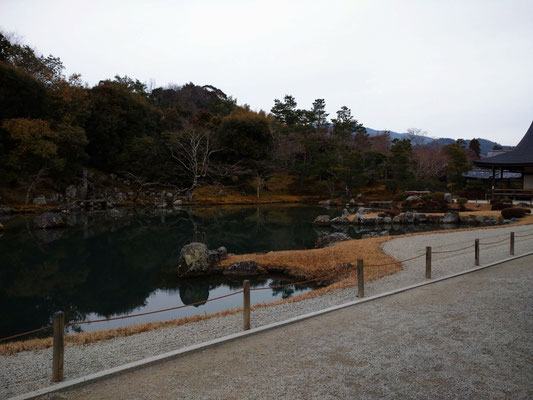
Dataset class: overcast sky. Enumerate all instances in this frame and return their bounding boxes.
[1,0,532,144]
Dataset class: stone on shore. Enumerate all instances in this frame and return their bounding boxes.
[313,215,331,226]
[208,247,228,265]
[32,195,47,205]
[442,212,460,224]
[223,261,264,276]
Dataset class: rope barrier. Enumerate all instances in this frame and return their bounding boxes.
[479,237,509,246]
[0,325,52,343]
[366,252,425,267]
[516,231,533,238]
[2,227,533,344]
[0,291,244,342]
[66,291,244,326]
[432,244,474,254]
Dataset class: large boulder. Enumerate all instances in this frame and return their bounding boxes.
[442,212,460,224]
[65,185,77,199]
[313,215,331,226]
[405,195,421,202]
[315,232,351,248]
[34,212,66,229]
[178,242,209,277]
[33,195,47,205]
[357,207,372,214]
[223,261,264,276]
[444,193,453,203]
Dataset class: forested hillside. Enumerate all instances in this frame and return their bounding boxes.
[0,32,488,205]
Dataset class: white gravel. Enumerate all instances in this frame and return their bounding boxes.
[2,223,533,399]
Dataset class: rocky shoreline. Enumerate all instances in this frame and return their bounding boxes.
[314,209,513,227]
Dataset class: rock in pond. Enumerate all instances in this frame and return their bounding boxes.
[313,215,331,226]
[315,232,351,248]
[178,242,209,277]
[34,212,67,229]
[208,246,228,265]
[223,261,264,276]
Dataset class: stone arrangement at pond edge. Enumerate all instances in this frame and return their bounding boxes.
[314,211,509,227]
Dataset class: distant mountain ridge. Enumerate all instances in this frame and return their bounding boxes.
[365,127,510,155]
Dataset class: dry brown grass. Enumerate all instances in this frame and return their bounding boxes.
[2,213,532,356]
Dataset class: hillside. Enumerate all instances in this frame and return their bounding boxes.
[365,128,509,155]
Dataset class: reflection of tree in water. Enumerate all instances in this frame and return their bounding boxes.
[269,280,310,299]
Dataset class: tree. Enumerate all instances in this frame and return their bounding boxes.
[307,99,329,131]
[406,128,429,146]
[165,128,218,198]
[331,106,365,140]
[469,138,481,158]
[385,138,414,192]
[412,142,447,180]
[270,95,301,127]
[443,143,470,189]
[214,110,272,166]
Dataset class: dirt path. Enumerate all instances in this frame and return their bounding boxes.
[51,255,533,400]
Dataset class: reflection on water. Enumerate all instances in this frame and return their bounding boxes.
[0,205,464,338]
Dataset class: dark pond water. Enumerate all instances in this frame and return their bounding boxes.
[0,205,462,339]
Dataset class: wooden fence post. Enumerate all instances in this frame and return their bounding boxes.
[475,239,480,266]
[52,311,64,382]
[510,232,515,256]
[243,280,250,331]
[426,246,432,279]
[357,259,364,298]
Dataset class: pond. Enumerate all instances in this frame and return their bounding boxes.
[0,205,461,339]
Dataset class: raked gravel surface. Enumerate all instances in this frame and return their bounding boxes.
[2,223,533,399]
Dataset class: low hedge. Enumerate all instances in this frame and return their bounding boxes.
[491,201,512,211]
[501,207,528,219]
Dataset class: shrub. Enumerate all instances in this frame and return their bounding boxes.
[384,209,401,217]
[501,207,527,219]
[431,192,445,202]
[491,201,512,211]
[457,197,468,205]
[393,192,406,202]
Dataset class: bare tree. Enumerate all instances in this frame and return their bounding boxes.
[407,128,430,147]
[166,128,220,199]
[25,167,48,205]
[120,171,160,202]
[412,142,448,180]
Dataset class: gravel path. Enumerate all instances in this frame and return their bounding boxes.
[2,224,533,398]
[49,254,533,399]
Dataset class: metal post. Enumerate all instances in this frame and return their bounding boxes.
[52,311,64,382]
[426,246,432,279]
[357,259,364,298]
[510,232,515,256]
[475,239,480,266]
[243,280,250,331]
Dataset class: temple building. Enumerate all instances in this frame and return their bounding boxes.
[473,121,533,200]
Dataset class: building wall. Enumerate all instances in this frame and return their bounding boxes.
[524,167,533,189]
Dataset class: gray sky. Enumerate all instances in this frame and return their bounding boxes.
[1,0,532,144]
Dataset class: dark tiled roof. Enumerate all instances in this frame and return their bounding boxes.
[463,170,521,179]
[474,121,533,167]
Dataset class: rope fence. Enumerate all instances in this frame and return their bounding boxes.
[1,227,532,382]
